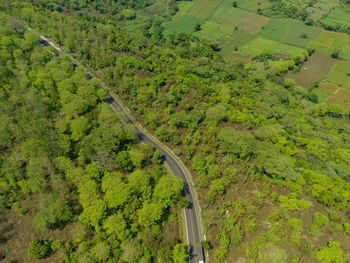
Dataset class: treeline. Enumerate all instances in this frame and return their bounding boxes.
[0,14,186,262]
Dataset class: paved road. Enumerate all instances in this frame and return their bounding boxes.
[106,92,204,263]
[38,34,204,262]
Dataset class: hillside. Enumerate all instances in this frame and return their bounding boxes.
[1,0,350,263]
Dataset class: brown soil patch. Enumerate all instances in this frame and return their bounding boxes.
[0,196,77,263]
[287,52,337,88]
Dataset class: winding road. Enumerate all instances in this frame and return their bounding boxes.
[38,33,204,263]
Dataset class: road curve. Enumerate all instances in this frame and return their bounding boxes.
[38,34,204,262]
[106,92,204,263]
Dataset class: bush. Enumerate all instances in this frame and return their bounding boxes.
[344,223,350,235]
[28,239,51,259]
[316,241,343,263]
[202,240,211,250]
[232,223,244,244]
[331,49,340,59]
[329,211,341,223]
[173,148,181,156]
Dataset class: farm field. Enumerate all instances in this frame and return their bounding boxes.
[287,52,336,88]
[164,0,350,59]
[321,7,350,28]
[240,37,303,56]
[325,60,350,91]
[187,0,223,19]
[281,20,321,48]
[327,88,350,112]
[311,30,349,55]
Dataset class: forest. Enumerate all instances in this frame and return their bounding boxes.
[1,0,350,262]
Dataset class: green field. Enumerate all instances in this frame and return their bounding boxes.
[194,21,234,40]
[164,0,349,59]
[238,0,271,12]
[240,36,303,56]
[220,30,256,55]
[314,30,349,55]
[343,44,350,61]
[282,20,321,48]
[321,7,350,28]
[210,2,249,27]
[187,0,223,19]
[287,52,336,88]
[163,15,205,36]
[256,19,289,42]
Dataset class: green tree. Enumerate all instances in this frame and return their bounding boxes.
[172,243,188,263]
[28,239,51,259]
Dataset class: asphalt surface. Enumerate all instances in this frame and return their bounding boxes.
[38,34,204,262]
[105,92,204,263]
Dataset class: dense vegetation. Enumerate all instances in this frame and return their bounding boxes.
[0,14,186,262]
[1,0,350,262]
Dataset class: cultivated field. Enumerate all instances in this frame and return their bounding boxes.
[256,19,289,41]
[327,88,350,112]
[321,7,350,28]
[281,20,321,48]
[287,52,336,88]
[163,15,205,36]
[163,0,350,60]
[187,0,223,19]
[240,37,303,56]
[314,30,349,55]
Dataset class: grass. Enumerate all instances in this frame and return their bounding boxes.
[321,7,350,28]
[326,68,350,91]
[238,0,271,12]
[163,15,205,36]
[327,89,350,112]
[234,12,269,34]
[282,20,321,48]
[187,0,223,19]
[240,36,303,56]
[314,30,349,55]
[174,1,194,18]
[210,1,249,27]
[220,30,256,56]
[194,21,236,41]
[287,52,336,88]
[256,19,289,42]
[318,81,339,95]
[313,88,329,103]
[343,44,350,61]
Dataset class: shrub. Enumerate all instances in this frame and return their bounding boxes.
[329,211,341,223]
[232,223,244,244]
[173,148,181,156]
[316,241,343,263]
[344,223,350,235]
[202,240,211,250]
[28,239,51,259]
[279,195,311,211]
[245,214,257,232]
[331,49,340,59]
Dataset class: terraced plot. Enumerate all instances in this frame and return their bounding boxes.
[326,61,350,91]
[194,21,234,40]
[240,37,303,56]
[287,52,336,88]
[163,15,204,36]
[327,88,350,112]
[234,12,269,34]
[238,0,271,12]
[187,0,223,19]
[314,30,349,55]
[257,19,289,41]
[210,3,249,27]
[281,20,321,48]
[321,7,350,28]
